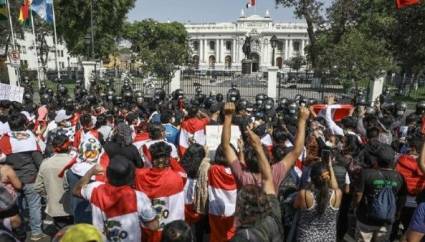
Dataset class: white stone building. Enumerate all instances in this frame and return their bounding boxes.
[185,11,309,72]
[14,32,79,71]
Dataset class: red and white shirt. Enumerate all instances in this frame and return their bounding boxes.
[0,130,40,155]
[73,129,100,149]
[135,167,185,242]
[208,164,237,242]
[179,117,209,156]
[133,132,150,151]
[81,182,156,242]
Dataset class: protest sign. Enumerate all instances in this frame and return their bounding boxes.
[0,83,24,103]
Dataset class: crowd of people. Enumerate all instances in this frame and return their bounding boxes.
[0,78,425,242]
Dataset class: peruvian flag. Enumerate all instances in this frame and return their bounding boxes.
[208,165,237,242]
[312,104,353,122]
[135,168,185,242]
[178,117,209,156]
[396,0,420,9]
[246,0,256,8]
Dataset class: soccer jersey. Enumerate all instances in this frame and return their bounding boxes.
[81,182,156,242]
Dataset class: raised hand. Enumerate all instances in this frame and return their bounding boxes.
[223,102,236,116]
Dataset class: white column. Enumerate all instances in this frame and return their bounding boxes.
[232,39,236,63]
[301,40,305,56]
[170,69,181,93]
[369,75,385,106]
[285,39,289,60]
[289,39,293,59]
[217,39,220,63]
[200,39,204,64]
[267,67,278,99]
[201,39,206,63]
[6,62,18,86]
[82,61,97,90]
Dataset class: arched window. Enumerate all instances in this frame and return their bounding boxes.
[209,55,216,69]
[192,55,200,69]
[225,56,232,69]
[276,57,283,69]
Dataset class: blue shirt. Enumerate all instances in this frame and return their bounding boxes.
[409,202,425,234]
[163,123,179,146]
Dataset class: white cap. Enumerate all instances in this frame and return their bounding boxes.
[55,109,72,123]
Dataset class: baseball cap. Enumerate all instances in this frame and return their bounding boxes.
[55,109,72,123]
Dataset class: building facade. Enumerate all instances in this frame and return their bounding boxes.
[15,32,79,72]
[185,11,309,72]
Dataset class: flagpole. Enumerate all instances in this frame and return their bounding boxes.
[6,0,21,86]
[51,0,60,80]
[30,10,41,87]
[5,0,16,49]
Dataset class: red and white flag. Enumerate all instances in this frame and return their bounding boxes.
[246,0,256,8]
[396,0,420,9]
[178,117,209,156]
[135,168,185,242]
[0,131,40,155]
[208,165,237,242]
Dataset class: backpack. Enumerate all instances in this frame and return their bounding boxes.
[0,173,17,213]
[367,171,397,224]
[231,214,284,242]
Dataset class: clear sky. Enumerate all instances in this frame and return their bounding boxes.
[127,0,303,23]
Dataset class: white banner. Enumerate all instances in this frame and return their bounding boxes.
[205,125,241,159]
[0,83,24,103]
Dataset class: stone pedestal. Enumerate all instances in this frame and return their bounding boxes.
[241,59,252,75]
[369,75,385,106]
[169,69,181,93]
[82,61,97,90]
[267,67,278,99]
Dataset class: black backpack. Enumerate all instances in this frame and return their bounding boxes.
[367,171,397,224]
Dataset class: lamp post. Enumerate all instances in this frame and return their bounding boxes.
[90,0,95,59]
[270,35,278,67]
[84,34,91,61]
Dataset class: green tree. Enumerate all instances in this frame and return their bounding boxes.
[123,19,190,87]
[275,0,325,69]
[54,0,136,59]
[286,54,305,72]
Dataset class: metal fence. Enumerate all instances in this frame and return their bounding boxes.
[277,72,370,101]
[181,70,267,101]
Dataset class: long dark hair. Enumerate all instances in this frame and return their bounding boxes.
[309,162,330,216]
[181,144,206,179]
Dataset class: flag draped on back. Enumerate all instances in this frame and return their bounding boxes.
[0,0,7,21]
[18,0,30,25]
[246,0,256,8]
[396,0,420,9]
[31,0,53,23]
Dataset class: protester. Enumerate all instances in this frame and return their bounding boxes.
[103,122,143,168]
[73,156,158,242]
[135,142,185,242]
[1,77,424,242]
[0,113,46,240]
[34,134,73,230]
[355,142,406,242]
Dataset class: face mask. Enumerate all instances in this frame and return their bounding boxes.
[397,110,404,116]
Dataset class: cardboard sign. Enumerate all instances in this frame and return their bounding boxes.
[205,125,241,159]
[0,83,24,103]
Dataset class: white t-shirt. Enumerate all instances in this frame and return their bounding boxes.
[81,181,157,242]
